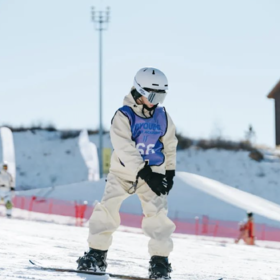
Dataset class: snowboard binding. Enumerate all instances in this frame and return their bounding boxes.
[149,256,172,279]
[77,248,107,272]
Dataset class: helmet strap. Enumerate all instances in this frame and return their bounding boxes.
[143,103,158,111]
[131,88,142,102]
[142,103,158,118]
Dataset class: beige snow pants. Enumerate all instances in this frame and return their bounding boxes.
[87,173,176,257]
[0,189,12,216]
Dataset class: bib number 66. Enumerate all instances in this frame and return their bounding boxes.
[136,143,155,155]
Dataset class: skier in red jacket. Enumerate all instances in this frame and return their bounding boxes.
[235,212,255,245]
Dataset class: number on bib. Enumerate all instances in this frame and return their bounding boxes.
[136,143,155,155]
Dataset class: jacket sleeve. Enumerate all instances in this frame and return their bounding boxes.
[110,110,145,176]
[161,112,178,171]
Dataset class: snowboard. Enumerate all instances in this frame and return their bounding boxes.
[29,259,223,280]
[29,260,153,280]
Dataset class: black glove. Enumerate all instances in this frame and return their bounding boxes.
[10,187,15,191]
[165,170,175,194]
[137,165,168,196]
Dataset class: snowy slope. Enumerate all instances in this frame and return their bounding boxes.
[0,130,279,204]
[1,215,280,280]
[0,130,112,189]
[1,130,280,226]
[177,148,280,205]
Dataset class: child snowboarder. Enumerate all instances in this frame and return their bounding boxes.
[77,67,178,279]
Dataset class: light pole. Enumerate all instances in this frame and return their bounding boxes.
[91,6,110,179]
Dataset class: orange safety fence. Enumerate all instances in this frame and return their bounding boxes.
[12,196,280,242]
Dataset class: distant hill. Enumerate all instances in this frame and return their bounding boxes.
[0,129,279,205]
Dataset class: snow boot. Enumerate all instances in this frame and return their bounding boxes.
[76,248,107,272]
[5,201,12,218]
[149,256,172,279]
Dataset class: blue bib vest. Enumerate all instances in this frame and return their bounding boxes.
[119,105,167,166]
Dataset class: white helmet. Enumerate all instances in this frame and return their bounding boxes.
[133,67,168,104]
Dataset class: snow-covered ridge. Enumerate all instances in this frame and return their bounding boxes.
[1,130,279,203]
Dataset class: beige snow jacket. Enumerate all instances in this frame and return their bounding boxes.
[0,170,14,191]
[109,91,178,182]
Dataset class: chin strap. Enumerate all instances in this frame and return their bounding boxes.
[142,103,158,118]
[143,103,158,111]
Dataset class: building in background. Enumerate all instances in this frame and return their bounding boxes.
[267,80,280,146]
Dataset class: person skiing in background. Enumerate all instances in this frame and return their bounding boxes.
[77,67,178,279]
[0,162,15,217]
[235,211,255,245]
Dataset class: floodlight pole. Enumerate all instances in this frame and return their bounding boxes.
[91,7,110,179]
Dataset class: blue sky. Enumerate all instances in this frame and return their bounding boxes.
[0,0,279,147]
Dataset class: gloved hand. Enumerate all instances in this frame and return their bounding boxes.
[137,164,168,196]
[165,170,175,194]
[10,187,15,192]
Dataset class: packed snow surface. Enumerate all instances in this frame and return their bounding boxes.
[1,216,280,280]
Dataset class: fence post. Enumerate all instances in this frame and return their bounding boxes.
[75,201,88,227]
[195,216,199,235]
[202,215,209,234]
[261,224,266,241]
[29,196,36,212]
[80,201,88,226]
[48,199,53,215]
[213,221,219,237]
[75,201,79,226]
[21,196,25,209]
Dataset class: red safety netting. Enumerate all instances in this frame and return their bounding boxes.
[12,196,280,242]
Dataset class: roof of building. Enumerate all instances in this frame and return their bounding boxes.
[268,80,280,99]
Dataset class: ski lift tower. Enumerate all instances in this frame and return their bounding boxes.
[91,6,110,178]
